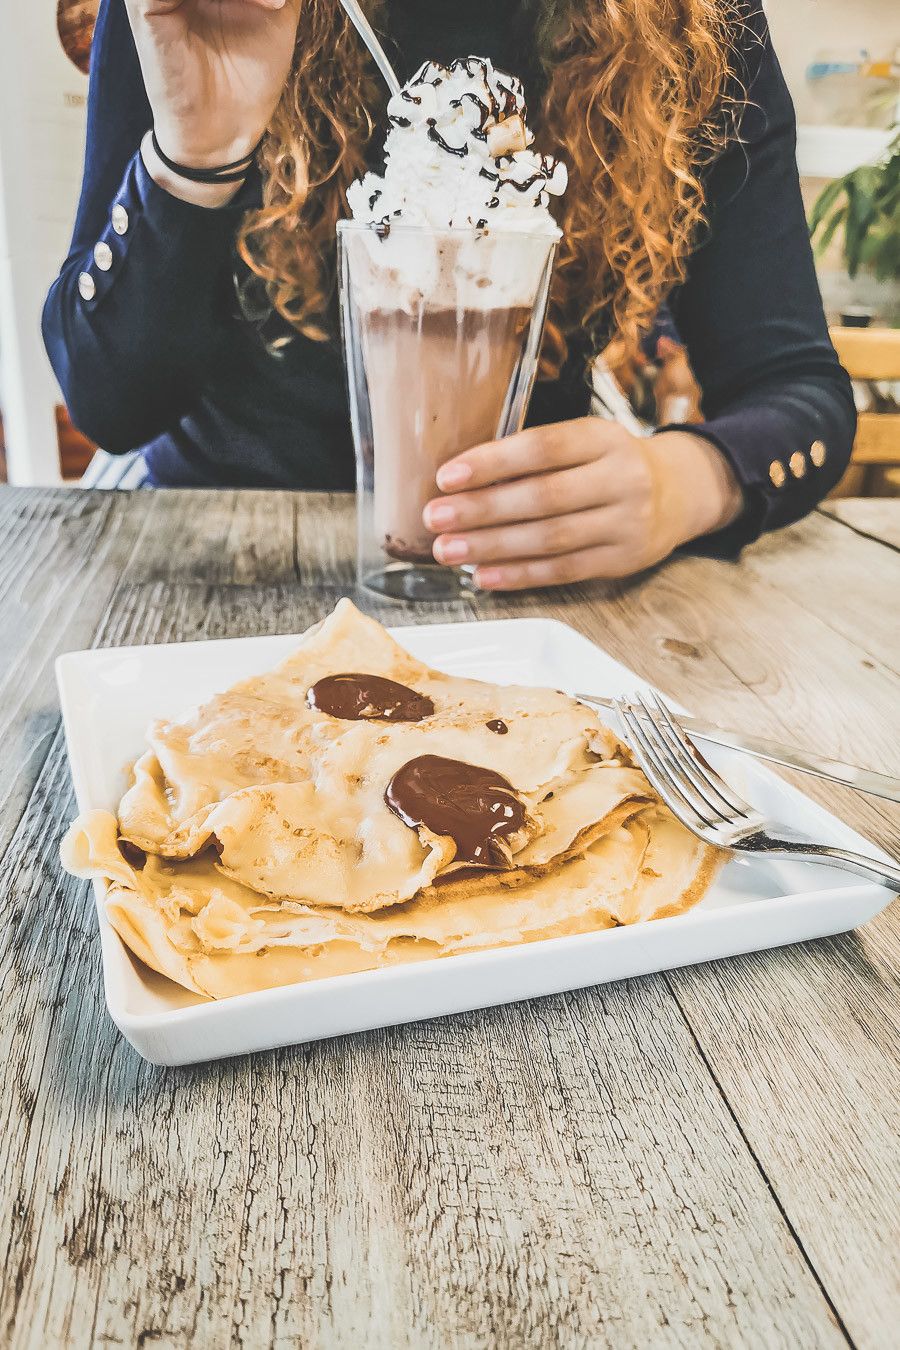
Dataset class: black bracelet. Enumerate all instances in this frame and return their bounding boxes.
[150,129,264,184]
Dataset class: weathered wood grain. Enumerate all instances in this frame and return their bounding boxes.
[666,916,900,1350]
[739,512,900,676]
[0,490,146,867]
[1,485,898,1350]
[820,498,900,552]
[116,487,300,586]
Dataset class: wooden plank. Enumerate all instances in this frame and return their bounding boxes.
[117,488,300,586]
[667,898,900,1348]
[852,413,900,466]
[0,487,146,868]
[0,552,849,1349]
[830,325,900,382]
[734,512,900,676]
[821,498,900,552]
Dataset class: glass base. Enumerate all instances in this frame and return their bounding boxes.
[359,561,475,602]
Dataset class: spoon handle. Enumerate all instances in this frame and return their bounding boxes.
[339,0,402,97]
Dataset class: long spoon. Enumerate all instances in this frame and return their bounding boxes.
[338,0,402,97]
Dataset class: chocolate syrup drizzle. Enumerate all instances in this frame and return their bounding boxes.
[504,172,550,194]
[426,119,468,158]
[370,58,557,229]
[450,92,491,140]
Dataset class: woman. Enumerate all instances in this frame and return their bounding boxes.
[43,0,855,590]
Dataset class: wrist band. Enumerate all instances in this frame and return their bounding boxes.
[150,129,264,184]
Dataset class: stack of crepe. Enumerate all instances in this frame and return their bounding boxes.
[61,600,720,1000]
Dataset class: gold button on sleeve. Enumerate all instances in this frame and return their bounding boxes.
[789,451,806,479]
[810,439,827,467]
[769,459,787,488]
[94,241,113,272]
[77,271,96,302]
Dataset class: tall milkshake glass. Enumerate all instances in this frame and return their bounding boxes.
[338,221,559,600]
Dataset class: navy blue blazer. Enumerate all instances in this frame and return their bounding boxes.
[43,0,856,554]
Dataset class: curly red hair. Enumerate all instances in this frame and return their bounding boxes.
[237,0,742,373]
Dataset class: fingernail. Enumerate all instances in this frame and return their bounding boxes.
[475,567,503,589]
[435,537,469,564]
[425,503,456,529]
[436,462,472,490]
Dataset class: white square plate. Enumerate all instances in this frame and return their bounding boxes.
[56,618,894,1066]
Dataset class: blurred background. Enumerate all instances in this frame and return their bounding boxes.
[0,0,897,491]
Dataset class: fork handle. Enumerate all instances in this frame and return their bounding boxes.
[754,835,900,892]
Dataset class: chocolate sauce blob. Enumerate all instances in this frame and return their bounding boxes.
[118,839,147,870]
[308,673,434,723]
[385,755,525,867]
[486,719,509,735]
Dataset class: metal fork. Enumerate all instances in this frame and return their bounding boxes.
[613,692,900,892]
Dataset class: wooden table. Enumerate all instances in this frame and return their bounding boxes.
[1,487,898,1349]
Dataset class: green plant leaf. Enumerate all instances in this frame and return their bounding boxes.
[844,178,880,277]
[809,177,845,235]
[814,203,847,259]
[865,224,900,282]
[807,135,900,280]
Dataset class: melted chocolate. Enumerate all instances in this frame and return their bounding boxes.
[486,719,509,735]
[385,755,525,867]
[449,58,502,122]
[496,82,521,119]
[409,64,442,90]
[503,174,547,193]
[118,839,147,870]
[499,156,557,195]
[450,92,491,140]
[389,115,411,129]
[426,120,468,158]
[308,674,434,723]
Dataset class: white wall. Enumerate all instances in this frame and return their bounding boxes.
[766,0,897,124]
[0,1,89,483]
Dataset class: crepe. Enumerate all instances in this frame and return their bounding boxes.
[61,599,722,1000]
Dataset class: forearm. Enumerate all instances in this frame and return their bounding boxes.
[43,149,255,452]
[645,430,744,548]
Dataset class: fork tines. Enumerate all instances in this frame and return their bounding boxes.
[613,692,758,845]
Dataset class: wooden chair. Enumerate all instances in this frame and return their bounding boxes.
[829,326,900,497]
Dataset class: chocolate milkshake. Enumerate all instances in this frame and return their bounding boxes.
[340,57,567,598]
[363,302,530,562]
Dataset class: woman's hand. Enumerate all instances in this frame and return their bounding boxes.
[127,0,300,200]
[423,421,744,590]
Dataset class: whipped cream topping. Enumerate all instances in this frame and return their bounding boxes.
[346,56,567,234]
